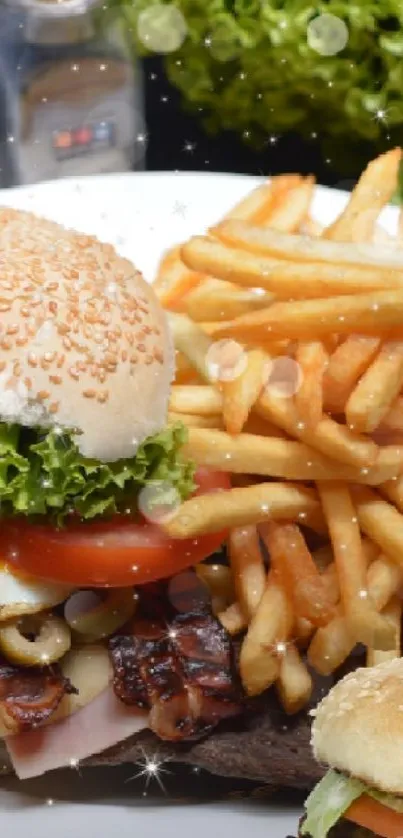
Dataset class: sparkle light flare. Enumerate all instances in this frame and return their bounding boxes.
[126,747,172,794]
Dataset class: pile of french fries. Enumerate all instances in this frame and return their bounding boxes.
[158,149,403,716]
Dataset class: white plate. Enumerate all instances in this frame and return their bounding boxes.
[0,171,397,838]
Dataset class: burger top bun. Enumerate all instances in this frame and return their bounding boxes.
[0,208,174,461]
[312,657,403,795]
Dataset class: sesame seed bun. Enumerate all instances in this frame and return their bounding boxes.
[311,657,403,794]
[0,207,174,461]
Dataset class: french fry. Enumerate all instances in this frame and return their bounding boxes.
[224,180,275,224]
[294,617,315,645]
[242,413,287,438]
[228,526,266,620]
[182,237,403,299]
[221,349,267,434]
[295,341,328,427]
[239,574,293,696]
[262,176,315,233]
[354,486,403,571]
[168,412,223,429]
[168,313,213,380]
[321,563,340,606]
[261,522,336,626]
[276,644,313,714]
[380,476,403,512]
[345,342,403,433]
[323,336,381,412]
[379,395,403,432]
[323,149,401,242]
[367,597,402,667]
[318,482,394,649]
[209,291,403,343]
[307,616,355,676]
[180,428,397,484]
[218,601,247,635]
[169,386,223,415]
[163,482,325,539]
[300,217,324,237]
[366,556,403,612]
[174,351,202,385]
[196,564,234,607]
[256,390,378,468]
[309,553,400,675]
[184,277,274,322]
[154,248,201,307]
[212,218,403,270]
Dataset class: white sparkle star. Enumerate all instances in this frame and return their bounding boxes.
[126,747,172,793]
[183,141,196,153]
[172,200,188,218]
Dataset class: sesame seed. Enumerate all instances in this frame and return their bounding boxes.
[83,389,96,398]
[37,390,50,400]
[49,375,62,385]
[68,366,80,380]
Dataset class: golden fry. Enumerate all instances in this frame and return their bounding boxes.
[185,277,274,322]
[256,390,377,468]
[307,616,355,676]
[218,601,247,635]
[354,486,403,571]
[169,386,222,415]
[346,342,403,433]
[239,575,293,696]
[318,482,393,649]
[209,291,403,343]
[295,341,328,427]
[168,411,223,429]
[213,217,403,270]
[261,522,336,626]
[180,427,396,484]
[324,149,401,242]
[379,396,403,432]
[367,597,402,667]
[276,644,313,715]
[228,526,266,620]
[168,313,213,380]
[222,349,267,434]
[323,336,381,413]
[154,249,201,307]
[182,237,403,299]
[262,176,315,233]
[380,476,403,512]
[164,482,325,539]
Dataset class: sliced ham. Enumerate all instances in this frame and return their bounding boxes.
[6,687,148,779]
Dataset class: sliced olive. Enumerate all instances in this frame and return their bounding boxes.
[64,588,137,642]
[0,613,71,666]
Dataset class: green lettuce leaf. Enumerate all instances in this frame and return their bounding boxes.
[302,770,365,838]
[302,769,403,838]
[0,422,195,524]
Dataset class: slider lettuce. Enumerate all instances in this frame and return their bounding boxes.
[0,422,195,524]
[302,769,403,838]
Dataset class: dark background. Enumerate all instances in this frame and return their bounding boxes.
[144,57,344,187]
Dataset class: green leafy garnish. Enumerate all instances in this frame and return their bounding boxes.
[103,1,403,177]
[0,422,195,524]
[302,770,403,838]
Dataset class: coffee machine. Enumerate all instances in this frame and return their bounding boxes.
[0,0,143,186]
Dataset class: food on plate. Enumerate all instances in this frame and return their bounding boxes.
[2,148,403,791]
[300,658,403,838]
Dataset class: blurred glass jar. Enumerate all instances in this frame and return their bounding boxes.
[0,0,145,186]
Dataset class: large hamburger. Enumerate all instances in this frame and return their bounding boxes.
[301,657,403,838]
[0,207,320,786]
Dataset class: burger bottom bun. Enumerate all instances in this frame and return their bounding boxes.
[312,657,403,795]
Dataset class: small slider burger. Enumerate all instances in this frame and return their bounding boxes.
[0,207,237,779]
[301,657,403,838]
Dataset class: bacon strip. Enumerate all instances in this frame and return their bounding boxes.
[109,607,243,742]
[0,660,76,734]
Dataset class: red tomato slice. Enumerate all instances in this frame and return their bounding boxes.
[346,794,403,838]
[2,469,230,588]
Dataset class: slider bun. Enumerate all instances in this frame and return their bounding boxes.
[0,207,174,461]
[312,657,403,794]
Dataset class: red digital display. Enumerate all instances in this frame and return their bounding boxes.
[53,121,115,160]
